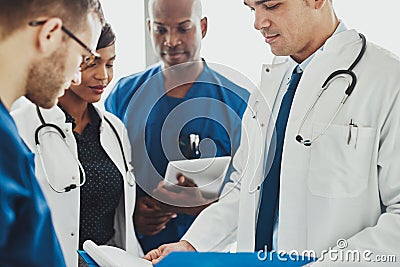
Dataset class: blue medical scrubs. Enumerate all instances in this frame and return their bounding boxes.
[105,61,249,253]
[0,101,65,267]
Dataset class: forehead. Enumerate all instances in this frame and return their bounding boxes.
[75,13,102,50]
[152,0,196,23]
[96,44,116,60]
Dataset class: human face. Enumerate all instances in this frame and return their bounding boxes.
[148,0,207,69]
[25,48,68,108]
[25,13,102,108]
[67,44,116,103]
[244,0,320,62]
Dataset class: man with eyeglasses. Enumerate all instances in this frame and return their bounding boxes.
[0,0,104,266]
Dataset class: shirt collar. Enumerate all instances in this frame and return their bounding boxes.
[58,103,101,130]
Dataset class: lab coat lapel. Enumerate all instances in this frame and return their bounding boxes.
[236,104,265,251]
[37,105,76,151]
[38,105,69,125]
[260,58,289,179]
[97,109,127,177]
[260,57,289,116]
[236,60,288,251]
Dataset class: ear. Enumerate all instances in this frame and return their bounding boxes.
[313,0,329,10]
[200,17,208,39]
[147,18,152,33]
[35,18,63,55]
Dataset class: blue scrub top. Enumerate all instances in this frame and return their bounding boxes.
[106,62,249,253]
[0,101,65,266]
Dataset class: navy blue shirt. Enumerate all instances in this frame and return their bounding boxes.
[0,101,65,266]
[105,62,249,253]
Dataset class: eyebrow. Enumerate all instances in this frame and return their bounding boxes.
[244,0,272,6]
[108,55,116,61]
[96,55,116,62]
[255,0,272,4]
[153,19,192,26]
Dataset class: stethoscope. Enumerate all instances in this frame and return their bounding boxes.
[248,33,367,193]
[295,33,366,146]
[34,106,135,193]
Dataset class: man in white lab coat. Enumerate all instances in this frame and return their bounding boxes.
[145,0,400,265]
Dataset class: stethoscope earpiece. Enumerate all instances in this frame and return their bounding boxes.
[295,135,312,147]
[64,184,77,192]
[295,135,303,143]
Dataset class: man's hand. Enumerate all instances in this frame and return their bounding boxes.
[144,240,196,265]
[152,175,217,215]
[134,196,177,236]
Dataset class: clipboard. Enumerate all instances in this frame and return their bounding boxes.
[164,156,231,197]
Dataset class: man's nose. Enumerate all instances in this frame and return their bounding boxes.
[254,9,271,31]
[164,32,182,47]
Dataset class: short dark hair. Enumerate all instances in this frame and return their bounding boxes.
[0,0,105,40]
[96,23,116,50]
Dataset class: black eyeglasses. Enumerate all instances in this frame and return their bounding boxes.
[29,20,100,69]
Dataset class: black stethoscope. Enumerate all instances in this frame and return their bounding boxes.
[248,33,367,193]
[295,33,366,146]
[34,105,135,193]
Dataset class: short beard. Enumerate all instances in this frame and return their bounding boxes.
[25,49,68,109]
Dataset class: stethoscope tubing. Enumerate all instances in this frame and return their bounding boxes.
[295,33,366,146]
[35,106,135,193]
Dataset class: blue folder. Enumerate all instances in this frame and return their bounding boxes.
[78,250,315,266]
[155,252,315,267]
[77,250,99,267]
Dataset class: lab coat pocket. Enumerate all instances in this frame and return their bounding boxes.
[308,123,377,198]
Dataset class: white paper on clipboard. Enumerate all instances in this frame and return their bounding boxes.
[83,240,151,267]
[164,156,231,196]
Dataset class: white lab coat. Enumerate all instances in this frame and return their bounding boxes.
[12,102,143,267]
[183,30,400,263]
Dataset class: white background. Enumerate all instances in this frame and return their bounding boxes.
[101,0,400,97]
